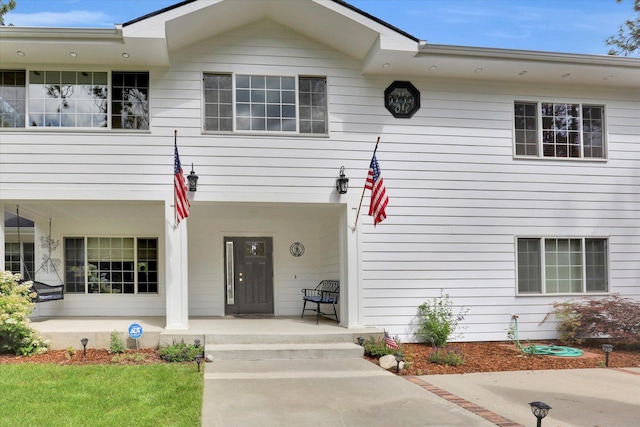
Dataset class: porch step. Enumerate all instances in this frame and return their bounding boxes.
[205,342,364,361]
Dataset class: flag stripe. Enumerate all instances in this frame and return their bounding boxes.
[174,141,190,224]
[366,153,389,226]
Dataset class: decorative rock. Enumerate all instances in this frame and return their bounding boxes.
[379,354,399,370]
[206,353,214,362]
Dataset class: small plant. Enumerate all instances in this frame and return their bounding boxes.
[546,294,640,347]
[158,340,203,362]
[361,336,403,358]
[66,347,76,359]
[429,346,465,366]
[0,271,49,356]
[416,290,469,347]
[109,331,126,354]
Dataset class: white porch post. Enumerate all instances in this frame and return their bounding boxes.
[340,205,362,328]
[165,200,189,330]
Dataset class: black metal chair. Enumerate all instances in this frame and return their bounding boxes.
[301,280,340,324]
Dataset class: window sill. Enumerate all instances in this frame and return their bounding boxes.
[1,128,152,134]
[202,130,330,138]
[516,291,610,297]
[513,155,607,162]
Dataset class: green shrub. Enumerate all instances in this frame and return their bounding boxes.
[0,271,49,356]
[361,336,403,358]
[429,346,465,366]
[416,290,469,347]
[109,331,126,354]
[158,340,203,362]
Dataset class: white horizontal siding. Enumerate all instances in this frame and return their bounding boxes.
[1,18,638,341]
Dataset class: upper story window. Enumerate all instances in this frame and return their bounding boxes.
[514,102,605,159]
[0,70,149,130]
[204,73,327,134]
[517,237,608,295]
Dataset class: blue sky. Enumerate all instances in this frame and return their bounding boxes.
[4,0,635,55]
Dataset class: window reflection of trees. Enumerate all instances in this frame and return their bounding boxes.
[39,82,107,127]
[117,88,149,129]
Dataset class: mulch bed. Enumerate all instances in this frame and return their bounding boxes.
[368,341,640,375]
[2,341,639,376]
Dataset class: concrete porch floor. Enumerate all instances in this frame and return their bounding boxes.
[29,316,384,350]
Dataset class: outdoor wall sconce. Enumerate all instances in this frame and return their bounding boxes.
[336,166,349,194]
[602,344,613,367]
[80,338,88,357]
[187,164,198,192]
[529,401,551,427]
[395,352,404,373]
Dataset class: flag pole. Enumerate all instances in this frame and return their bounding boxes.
[353,136,381,229]
[174,129,178,229]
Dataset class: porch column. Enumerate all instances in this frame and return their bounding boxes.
[165,200,189,330]
[340,205,362,328]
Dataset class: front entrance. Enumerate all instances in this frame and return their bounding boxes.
[224,237,274,315]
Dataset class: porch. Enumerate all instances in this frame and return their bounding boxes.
[30,316,384,360]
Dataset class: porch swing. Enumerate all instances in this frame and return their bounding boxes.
[15,207,64,303]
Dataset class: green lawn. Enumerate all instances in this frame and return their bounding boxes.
[0,363,203,427]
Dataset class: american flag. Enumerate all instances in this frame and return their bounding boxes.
[384,330,399,349]
[365,153,389,226]
[174,139,190,224]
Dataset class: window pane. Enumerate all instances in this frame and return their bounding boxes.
[29,71,107,128]
[299,77,327,134]
[514,102,537,156]
[544,238,583,294]
[137,238,158,293]
[517,238,541,293]
[111,72,149,130]
[64,238,85,293]
[585,239,607,292]
[583,105,605,158]
[0,70,26,128]
[204,73,233,131]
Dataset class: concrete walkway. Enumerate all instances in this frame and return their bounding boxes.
[202,362,640,427]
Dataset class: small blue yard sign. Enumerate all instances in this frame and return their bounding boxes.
[128,323,143,340]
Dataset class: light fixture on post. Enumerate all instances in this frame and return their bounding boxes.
[187,164,198,192]
[336,166,349,194]
[80,338,88,357]
[395,352,404,373]
[529,401,551,427]
[602,344,613,367]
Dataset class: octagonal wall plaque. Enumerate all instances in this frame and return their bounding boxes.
[384,80,420,118]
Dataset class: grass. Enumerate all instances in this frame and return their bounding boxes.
[0,364,203,427]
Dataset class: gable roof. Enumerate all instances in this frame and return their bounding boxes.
[0,0,638,88]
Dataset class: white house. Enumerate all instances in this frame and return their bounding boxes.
[1,0,638,342]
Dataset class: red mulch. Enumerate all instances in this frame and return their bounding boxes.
[0,348,163,365]
[2,342,639,376]
[368,341,640,375]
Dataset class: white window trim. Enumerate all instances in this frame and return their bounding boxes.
[515,236,610,297]
[63,236,158,295]
[512,100,608,161]
[201,72,329,137]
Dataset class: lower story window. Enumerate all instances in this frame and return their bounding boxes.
[64,237,158,294]
[4,242,34,279]
[517,237,608,294]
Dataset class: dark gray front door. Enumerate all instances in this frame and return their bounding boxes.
[224,237,273,315]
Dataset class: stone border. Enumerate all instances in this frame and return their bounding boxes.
[405,376,524,427]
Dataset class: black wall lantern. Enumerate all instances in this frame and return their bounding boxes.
[336,166,349,194]
[187,164,198,192]
[384,80,420,118]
